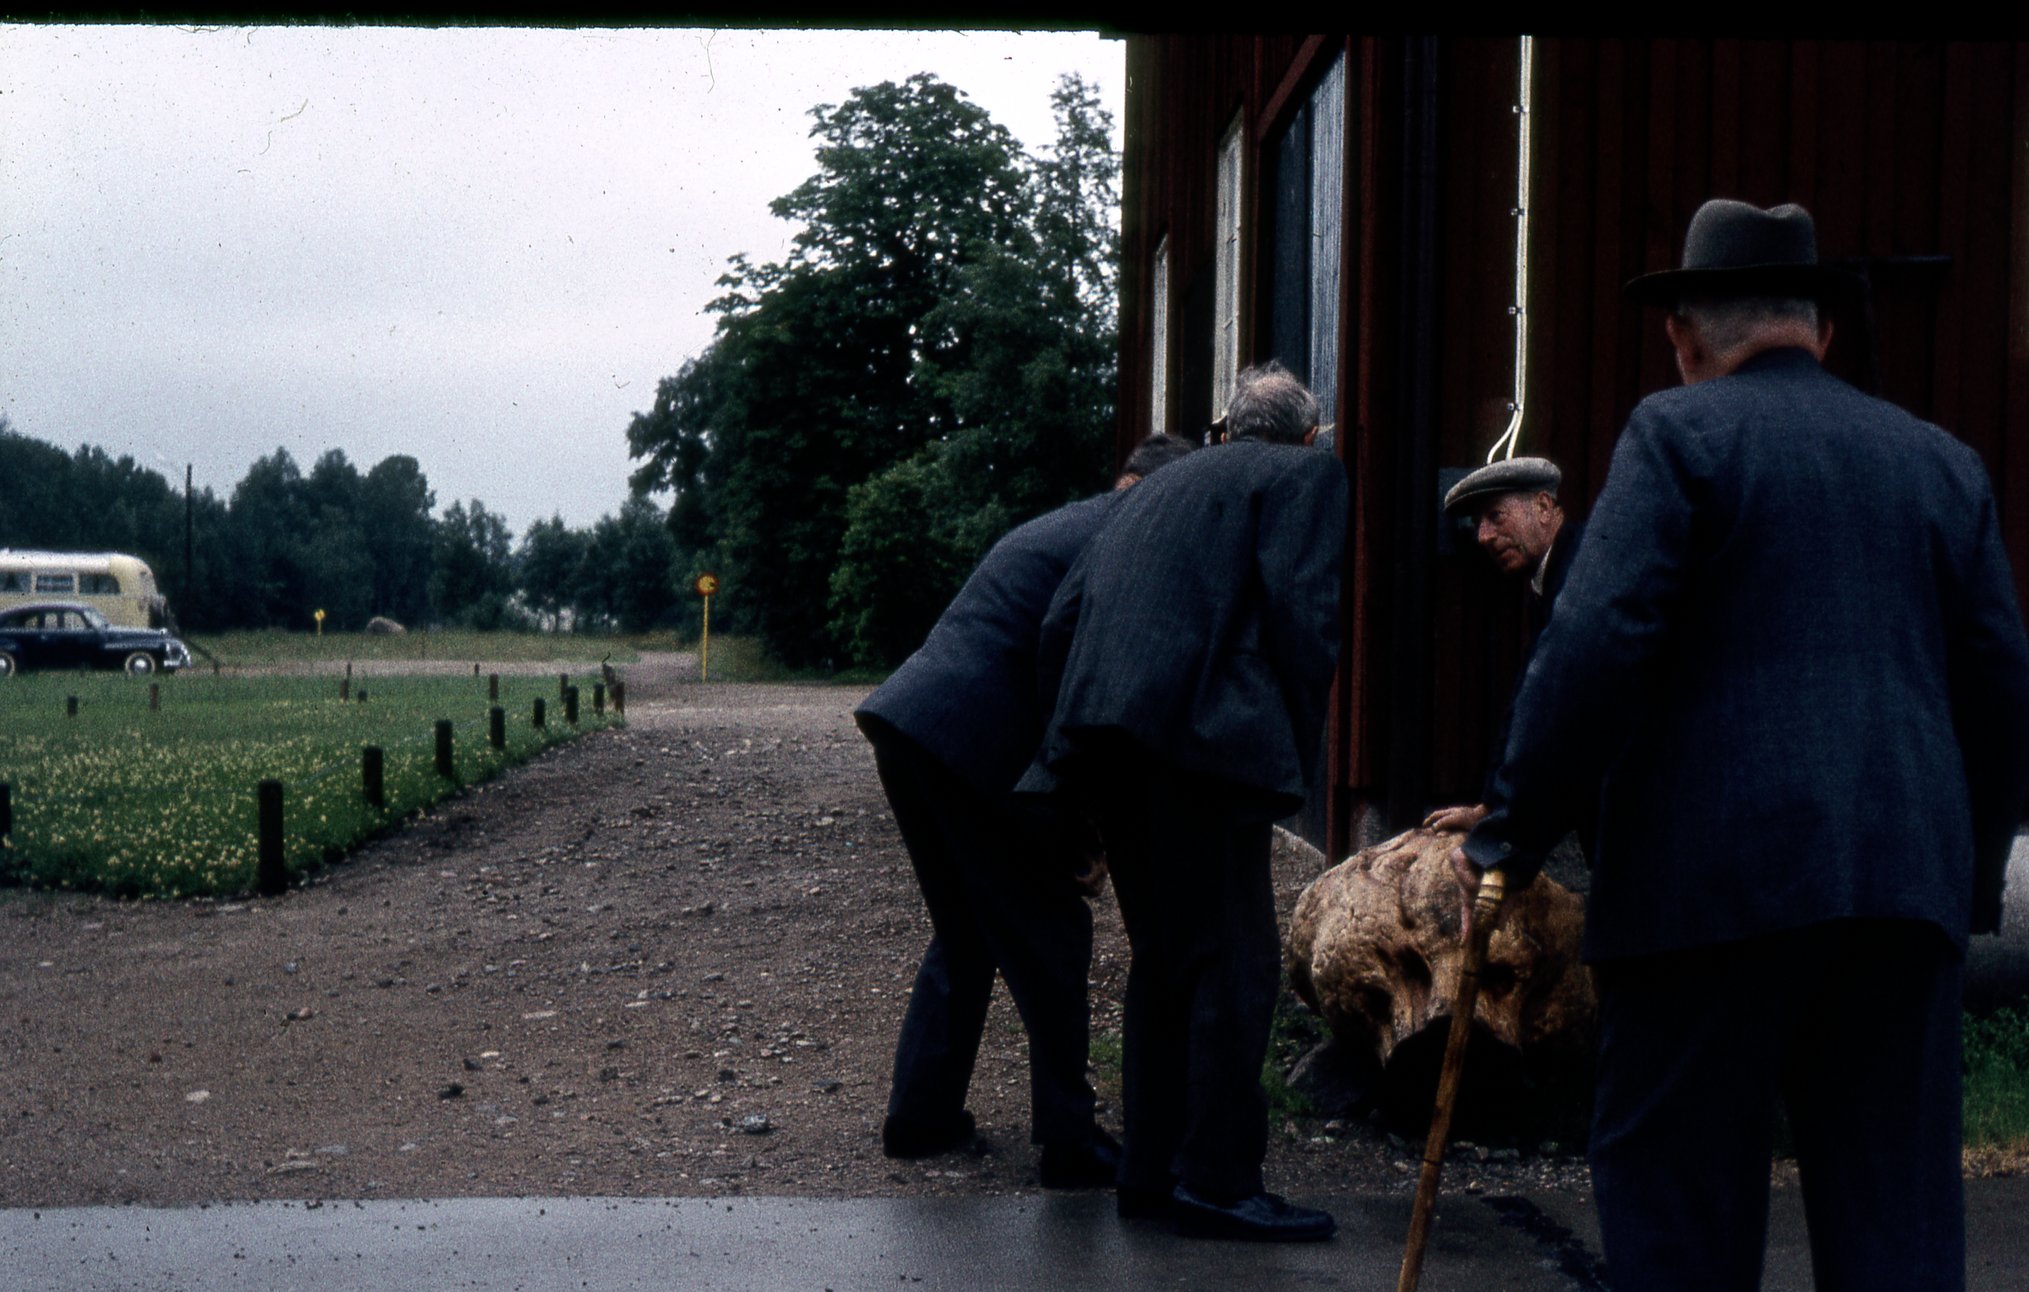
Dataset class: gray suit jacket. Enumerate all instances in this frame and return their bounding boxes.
[856,491,1121,795]
[1024,439,1348,818]
[1466,348,2029,959]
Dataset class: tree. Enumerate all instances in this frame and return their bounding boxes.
[430,498,515,628]
[518,514,591,631]
[359,455,436,625]
[579,497,679,633]
[826,75,1122,665]
[228,448,314,626]
[827,444,969,667]
[628,73,1118,670]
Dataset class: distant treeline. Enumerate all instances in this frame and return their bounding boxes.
[0,421,678,634]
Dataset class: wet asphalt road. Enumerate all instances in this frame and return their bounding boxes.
[4,1179,2027,1291]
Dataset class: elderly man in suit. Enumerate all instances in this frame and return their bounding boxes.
[855,433,1194,1187]
[1025,360,1347,1241]
[1456,199,2029,1290]
[1425,455,1581,834]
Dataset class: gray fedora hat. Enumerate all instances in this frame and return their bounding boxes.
[1444,456,1560,518]
[1625,199,1863,307]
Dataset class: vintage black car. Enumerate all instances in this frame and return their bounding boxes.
[0,601,192,676]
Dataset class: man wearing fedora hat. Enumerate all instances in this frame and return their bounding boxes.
[1424,455,1580,834]
[1454,198,2029,1290]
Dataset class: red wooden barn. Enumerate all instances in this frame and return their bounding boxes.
[1113,35,2029,859]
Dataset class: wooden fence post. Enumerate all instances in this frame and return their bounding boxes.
[362,746,385,808]
[257,779,285,896]
[435,719,455,778]
[533,697,546,730]
[66,696,77,717]
[612,680,624,716]
[0,782,11,840]
[149,683,160,711]
[564,685,579,726]
[558,671,569,700]
[489,705,506,749]
[488,672,499,702]
[340,676,350,702]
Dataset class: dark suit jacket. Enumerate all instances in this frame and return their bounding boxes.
[1023,439,1348,818]
[1482,517,1586,804]
[1528,516,1584,641]
[856,490,1121,796]
[1465,348,2029,959]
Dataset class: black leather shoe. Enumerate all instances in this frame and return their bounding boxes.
[1170,1185,1337,1242]
[881,1110,976,1159]
[1038,1127,1122,1189]
[1115,1182,1175,1220]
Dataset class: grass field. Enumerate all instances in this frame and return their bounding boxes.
[186,627,652,670]
[682,633,889,686]
[0,668,618,899]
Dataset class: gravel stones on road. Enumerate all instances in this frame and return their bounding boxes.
[0,679,1589,1207]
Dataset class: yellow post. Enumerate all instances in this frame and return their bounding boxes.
[313,608,326,637]
[693,573,720,684]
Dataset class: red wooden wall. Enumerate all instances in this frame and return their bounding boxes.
[1116,36,2029,859]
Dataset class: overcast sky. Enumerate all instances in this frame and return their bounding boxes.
[0,25,1125,536]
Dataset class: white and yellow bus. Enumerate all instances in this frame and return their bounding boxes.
[0,550,171,628]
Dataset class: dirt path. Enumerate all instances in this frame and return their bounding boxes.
[0,665,1586,1205]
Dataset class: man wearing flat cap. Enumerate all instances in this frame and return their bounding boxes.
[1455,198,2029,1290]
[1423,455,1579,833]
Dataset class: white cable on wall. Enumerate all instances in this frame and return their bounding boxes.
[1486,35,1535,465]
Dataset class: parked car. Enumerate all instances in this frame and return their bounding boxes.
[0,601,192,676]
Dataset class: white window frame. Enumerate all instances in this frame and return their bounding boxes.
[1213,114,1245,421]
[1148,235,1171,438]
[1307,52,1347,431]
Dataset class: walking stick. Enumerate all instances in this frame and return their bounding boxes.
[1396,867,1508,1292]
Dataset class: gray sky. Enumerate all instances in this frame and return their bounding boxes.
[0,25,1124,536]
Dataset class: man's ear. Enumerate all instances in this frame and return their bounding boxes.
[1302,425,1319,447]
[1664,311,1706,383]
[1813,317,1835,360]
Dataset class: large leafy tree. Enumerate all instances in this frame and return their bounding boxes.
[630,73,1119,669]
[358,455,437,625]
[517,514,590,631]
[579,496,679,633]
[829,75,1120,665]
[227,448,315,626]
[430,498,516,628]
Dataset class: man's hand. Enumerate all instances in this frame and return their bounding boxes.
[1449,845,1482,938]
[1449,844,1515,942]
[1423,802,1490,833]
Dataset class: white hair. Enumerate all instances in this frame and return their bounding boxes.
[1676,295,1820,355]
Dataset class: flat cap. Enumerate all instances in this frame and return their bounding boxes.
[1443,456,1561,518]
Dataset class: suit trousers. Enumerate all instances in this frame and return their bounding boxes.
[1589,918,1964,1292]
[867,725,1096,1145]
[1091,752,1281,1200]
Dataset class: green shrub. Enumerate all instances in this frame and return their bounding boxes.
[1965,999,2029,1149]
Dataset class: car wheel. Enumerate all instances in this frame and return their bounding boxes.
[0,653,14,678]
[123,651,157,676]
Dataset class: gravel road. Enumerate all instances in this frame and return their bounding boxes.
[0,657,1590,1206]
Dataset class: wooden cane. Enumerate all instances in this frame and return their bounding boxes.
[1396,866,1509,1292]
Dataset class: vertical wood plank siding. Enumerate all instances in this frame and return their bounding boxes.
[1116,36,2027,847]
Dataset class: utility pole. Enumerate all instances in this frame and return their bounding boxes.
[184,464,194,628]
